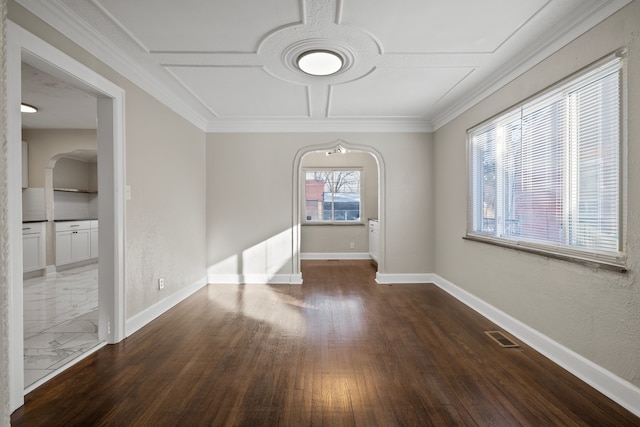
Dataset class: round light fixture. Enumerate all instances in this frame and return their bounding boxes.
[21,103,38,113]
[297,50,343,76]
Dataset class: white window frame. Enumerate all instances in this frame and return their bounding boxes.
[302,167,364,225]
[466,51,627,271]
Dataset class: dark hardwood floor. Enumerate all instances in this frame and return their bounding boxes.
[11,260,639,426]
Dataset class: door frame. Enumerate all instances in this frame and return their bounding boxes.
[6,21,126,411]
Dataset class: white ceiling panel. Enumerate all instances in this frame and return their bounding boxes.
[17,0,631,131]
[21,63,97,129]
[330,67,473,118]
[340,0,548,53]
[94,0,303,52]
[167,66,309,117]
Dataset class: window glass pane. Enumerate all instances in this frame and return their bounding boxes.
[517,99,565,243]
[569,70,620,251]
[471,128,497,234]
[467,56,623,265]
[305,170,361,222]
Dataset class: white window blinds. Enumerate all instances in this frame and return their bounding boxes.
[468,55,624,268]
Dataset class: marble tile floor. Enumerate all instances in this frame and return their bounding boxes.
[23,264,103,388]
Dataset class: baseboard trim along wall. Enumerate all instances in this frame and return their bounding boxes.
[125,275,208,337]
[207,273,303,285]
[301,252,372,260]
[429,273,640,418]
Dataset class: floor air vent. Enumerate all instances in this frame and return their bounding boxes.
[485,331,520,348]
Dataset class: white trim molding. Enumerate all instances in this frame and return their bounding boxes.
[207,273,303,285]
[375,273,435,284]
[430,273,640,418]
[301,252,371,260]
[125,276,208,337]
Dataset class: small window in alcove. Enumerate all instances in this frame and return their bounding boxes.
[304,169,362,223]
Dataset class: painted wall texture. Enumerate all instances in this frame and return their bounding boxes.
[8,1,208,319]
[1,0,10,423]
[21,129,96,187]
[300,151,378,254]
[206,133,434,279]
[433,1,640,388]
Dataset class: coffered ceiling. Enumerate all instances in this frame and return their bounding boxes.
[16,0,631,132]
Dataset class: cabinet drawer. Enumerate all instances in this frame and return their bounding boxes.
[22,222,45,235]
[55,220,91,232]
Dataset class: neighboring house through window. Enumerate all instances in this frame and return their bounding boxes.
[304,169,362,223]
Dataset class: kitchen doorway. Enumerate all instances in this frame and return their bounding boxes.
[7,22,126,412]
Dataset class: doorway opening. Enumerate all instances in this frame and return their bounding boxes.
[292,140,386,281]
[7,22,126,411]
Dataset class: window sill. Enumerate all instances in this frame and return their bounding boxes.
[463,234,627,273]
[302,222,366,226]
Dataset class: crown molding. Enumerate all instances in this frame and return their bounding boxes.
[431,0,632,131]
[14,0,632,135]
[205,118,433,133]
[14,0,213,131]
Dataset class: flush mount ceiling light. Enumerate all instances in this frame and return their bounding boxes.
[297,50,343,76]
[21,103,38,113]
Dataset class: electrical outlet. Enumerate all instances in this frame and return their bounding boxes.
[158,277,165,290]
[350,242,355,249]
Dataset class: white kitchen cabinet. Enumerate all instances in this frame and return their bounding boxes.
[22,221,46,273]
[369,219,379,263]
[55,221,92,266]
[90,221,99,258]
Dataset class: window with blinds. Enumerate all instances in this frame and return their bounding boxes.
[467,54,625,269]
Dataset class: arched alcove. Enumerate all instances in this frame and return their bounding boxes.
[292,139,386,280]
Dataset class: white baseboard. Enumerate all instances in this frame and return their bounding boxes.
[125,275,208,337]
[375,272,434,284]
[207,273,303,285]
[301,252,372,260]
[430,273,640,418]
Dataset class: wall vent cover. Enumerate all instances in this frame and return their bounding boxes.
[485,331,520,348]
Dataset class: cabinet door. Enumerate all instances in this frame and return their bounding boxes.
[90,228,99,258]
[369,221,379,262]
[23,233,44,272]
[72,229,91,262]
[56,231,73,266]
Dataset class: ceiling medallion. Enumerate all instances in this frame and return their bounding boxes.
[297,50,344,76]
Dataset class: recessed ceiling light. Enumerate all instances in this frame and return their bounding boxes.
[297,50,343,76]
[21,103,38,113]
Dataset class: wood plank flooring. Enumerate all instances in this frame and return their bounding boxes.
[11,260,639,426]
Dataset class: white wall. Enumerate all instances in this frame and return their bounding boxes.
[300,151,378,255]
[8,2,208,319]
[206,133,434,280]
[22,129,96,188]
[433,1,640,389]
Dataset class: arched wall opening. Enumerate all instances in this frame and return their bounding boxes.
[292,139,386,280]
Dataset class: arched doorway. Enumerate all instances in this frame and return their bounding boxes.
[292,139,386,281]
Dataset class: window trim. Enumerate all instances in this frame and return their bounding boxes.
[302,167,365,225]
[465,49,627,271]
